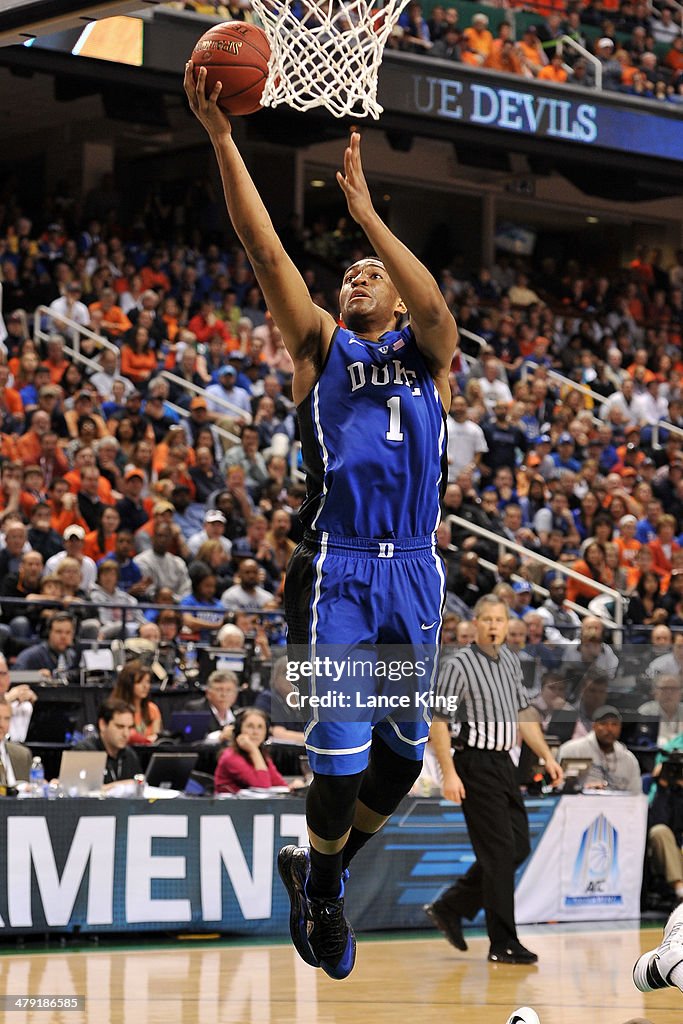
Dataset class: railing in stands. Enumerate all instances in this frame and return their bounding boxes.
[60,345,106,376]
[522,359,683,443]
[460,328,683,444]
[53,343,239,448]
[650,420,683,447]
[164,397,239,448]
[470,547,613,632]
[521,358,604,408]
[445,513,625,644]
[160,370,252,426]
[34,304,120,362]
[652,0,683,22]
[458,327,486,352]
[289,440,305,482]
[556,35,602,90]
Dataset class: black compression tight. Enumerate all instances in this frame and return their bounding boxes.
[305,734,423,841]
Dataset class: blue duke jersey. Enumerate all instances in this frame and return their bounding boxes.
[297,324,447,539]
[286,322,448,774]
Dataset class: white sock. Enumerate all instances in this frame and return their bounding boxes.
[669,963,683,989]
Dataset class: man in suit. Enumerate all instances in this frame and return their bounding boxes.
[184,669,240,744]
[0,697,31,785]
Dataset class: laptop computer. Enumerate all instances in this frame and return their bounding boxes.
[169,711,213,743]
[144,753,198,792]
[9,670,47,686]
[58,751,107,796]
[560,756,593,795]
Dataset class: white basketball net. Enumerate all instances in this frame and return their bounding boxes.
[250,0,411,119]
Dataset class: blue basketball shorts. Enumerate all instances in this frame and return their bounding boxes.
[284,531,445,775]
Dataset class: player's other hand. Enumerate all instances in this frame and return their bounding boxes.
[336,132,375,226]
[441,767,466,804]
[184,62,232,139]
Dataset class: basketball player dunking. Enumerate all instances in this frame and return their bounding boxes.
[185,65,458,980]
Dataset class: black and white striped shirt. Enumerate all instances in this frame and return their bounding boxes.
[434,644,529,751]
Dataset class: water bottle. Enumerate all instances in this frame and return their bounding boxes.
[29,757,45,799]
[82,724,97,742]
[184,643,199,682]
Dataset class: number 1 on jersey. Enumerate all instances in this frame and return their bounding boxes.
[385,395,404,442]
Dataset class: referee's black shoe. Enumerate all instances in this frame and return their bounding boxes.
[488,941,538,965]
[423,902,468,951]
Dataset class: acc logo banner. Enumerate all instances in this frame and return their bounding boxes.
[564,813,621,907]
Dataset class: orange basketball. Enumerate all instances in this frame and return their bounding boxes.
[190,22,271,117]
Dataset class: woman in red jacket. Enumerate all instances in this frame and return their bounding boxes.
[215,708,287,794]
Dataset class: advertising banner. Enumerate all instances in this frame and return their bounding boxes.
[0,795,641,934]
[515,795,647,923]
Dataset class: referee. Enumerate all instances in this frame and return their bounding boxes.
[426,594,563,964]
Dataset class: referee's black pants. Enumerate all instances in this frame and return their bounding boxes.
[436,747,530,950]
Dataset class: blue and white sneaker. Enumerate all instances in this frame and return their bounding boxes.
[277,845,319,968]
[277,845,356,979]
[634,902,683,992]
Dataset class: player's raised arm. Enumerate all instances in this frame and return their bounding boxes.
[336,133,458,386]
[184,63,336,386]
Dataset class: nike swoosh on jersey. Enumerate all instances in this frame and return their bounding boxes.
[421,621,438,630]
[347,339,365,346]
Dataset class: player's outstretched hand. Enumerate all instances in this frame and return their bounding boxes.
[336,132,375,226]
[184,61,232,139]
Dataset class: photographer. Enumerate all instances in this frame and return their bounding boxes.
[648,737,683,902]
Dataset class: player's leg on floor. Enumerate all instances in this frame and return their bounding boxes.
[341,733,423,869]
[279,771,363,980]
[634,902,683,992]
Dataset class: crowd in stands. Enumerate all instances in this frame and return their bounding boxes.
[171,0,683,103]
[2,168,683,817]
[393,2,683,102]
[436,242,683,642]
[3,192,683,646]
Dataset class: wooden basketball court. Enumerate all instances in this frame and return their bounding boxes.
[0,924,680,1023]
